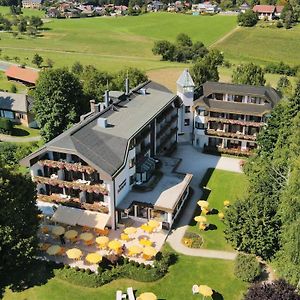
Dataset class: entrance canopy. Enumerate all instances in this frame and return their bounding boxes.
[51,205,109,229]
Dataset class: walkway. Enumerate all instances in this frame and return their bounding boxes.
[0,134,41,142]
[166,144,242,260]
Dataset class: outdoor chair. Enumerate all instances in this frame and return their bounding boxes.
[192,285,199,295]
[127,287,135,300]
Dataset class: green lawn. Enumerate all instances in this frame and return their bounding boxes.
[12,125,40,137]
[0,12,237,71]
[188,169,248,251]
[0,71,27,93]
[4,245,247,300]
[214,25,300,66]
[0,6,45,17]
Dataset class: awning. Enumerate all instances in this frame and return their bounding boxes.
[77,210,110,230]
[51,205,110,229]
[51,206,84,226]
[154,173,193,213]
[37,200,57,216]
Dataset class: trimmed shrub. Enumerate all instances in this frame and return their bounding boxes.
[0,117,14,134]
[234,253,261,282]
[182,232,203,248]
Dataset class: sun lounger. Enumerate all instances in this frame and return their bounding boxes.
[192,284,199,295]
[127,287,135,300]
[116,290,122,300]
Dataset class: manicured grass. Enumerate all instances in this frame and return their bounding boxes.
[4,245,247,300]
[0,12,237,71]
[213,25,300,66]
[0,71,27,93]
[12,125,40,137]
[188,169,248,251]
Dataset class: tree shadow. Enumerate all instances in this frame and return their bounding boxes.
[212,290,224,300]
[3,259,60,293]
[206,224,218,231]
[12,127,30,137]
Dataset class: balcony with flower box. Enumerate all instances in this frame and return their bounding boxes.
[203,145,253,157]
[33,176,108,195]
[37,194,109,214]
[206,116,264,128]
[206,129,257,141]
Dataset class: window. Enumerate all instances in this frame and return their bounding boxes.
[184,119,190,126]
[195,122,205,129]
[185,106,190,113]
[129,175,135,185]
[118,179,126,193]
[196,108,207,116]
[129,158,135,169]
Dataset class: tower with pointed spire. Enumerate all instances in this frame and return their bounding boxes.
[176,69,195,137]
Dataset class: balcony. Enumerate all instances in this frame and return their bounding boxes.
[38,160,95,174]
[157,127,177,152]
[156,114,178,138]
[33,176,108,195]
[204,145,253,157]
[207,116,264,128]
[37,194,109,214]
[206,129,257,141]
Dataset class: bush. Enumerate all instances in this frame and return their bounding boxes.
[0,117,14,134]
[234,253,261,282]
[237,10,258,27]
[265,62,298,76]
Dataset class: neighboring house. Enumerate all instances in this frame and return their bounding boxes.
[114,5,128,15]
[5,65,39,86]
[0,92,36,128]
[77,5,95,17]
[147,1,164,12]
[21,81,192,231]
[191,81,280,155]
[252,5,283,20]
[22,0,42,9]
[239,2,250,13]
[192,2,218,13]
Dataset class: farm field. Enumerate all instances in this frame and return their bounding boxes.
[213,25,300,66]
[4,245,247,300]
[0,12,237,71]
[188,169,248,251]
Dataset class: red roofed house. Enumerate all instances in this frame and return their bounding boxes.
[5,65,39,86]
[253,5,283,20]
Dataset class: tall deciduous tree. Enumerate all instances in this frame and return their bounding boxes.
[232,63,266,86]
[33,68,86,142]
[0,166,39,277]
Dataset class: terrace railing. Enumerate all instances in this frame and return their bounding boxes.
[38,160,95,174]
[207,116,264,128]
[206,129,257,141]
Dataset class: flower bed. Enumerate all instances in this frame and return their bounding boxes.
[182,232,203,248]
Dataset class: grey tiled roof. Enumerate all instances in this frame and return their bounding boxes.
[177,69,195,87]
[0,92,29,112]
[22,81,178,178]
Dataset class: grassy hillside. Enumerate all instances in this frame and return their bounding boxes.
[213,25,300,66]
[0,12,236,71]
[0,6,45,17]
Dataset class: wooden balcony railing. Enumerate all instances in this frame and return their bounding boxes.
[207,116,264,128]
[38,160,95,174]
[206,129,257,141]
[204,145,253,157]
[37,194,109,214]
[33,176,108,195]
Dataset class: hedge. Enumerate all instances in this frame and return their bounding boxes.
[0,117,14,134]
[54,251,177,288]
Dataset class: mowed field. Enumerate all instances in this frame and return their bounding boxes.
[0,12,237,71]
[213,25,300,66]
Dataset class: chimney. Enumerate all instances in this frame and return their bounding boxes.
[97,117,107,128]
[125,77,130,95]
[90,99,96,113]
[104,90,110,108]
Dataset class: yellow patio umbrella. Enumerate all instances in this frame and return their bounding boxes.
[224,200,230,207]
[64,229,78,239]
[52,225,65,236]
[138,292,157,300]
[96,236,109,245]
[66,248,82,259]
[143,246,157,257]
[199,285,213,298]
[128,245,143,255]
[194,216,207,223]
[79,232,94,242]
[124,227,137,235]
[201,208,209,215]
[148,220,160,228]
[218,212,225,219]
[86,252,102,264]
[139,239,153,247]
[46,245,61,255]
[108,240,122,251]
[199,223,207,230]
[197,200,209,208]
[141,224,153,233]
